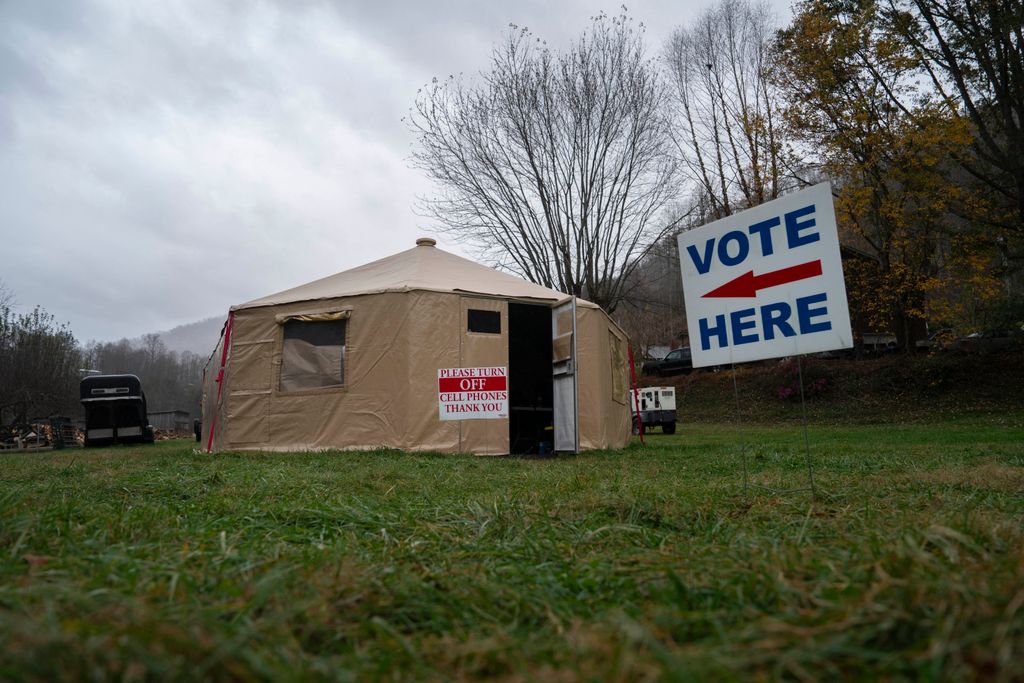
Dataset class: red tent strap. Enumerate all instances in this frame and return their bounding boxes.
[206,312,235,453]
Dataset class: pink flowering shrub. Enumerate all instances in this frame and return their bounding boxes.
[774,358,829,401]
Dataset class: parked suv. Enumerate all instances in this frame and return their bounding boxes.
[641,347,693,376]
[951,329,1023,354]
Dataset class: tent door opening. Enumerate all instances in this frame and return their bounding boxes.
[551,297,579,453]
[508,303,554,454]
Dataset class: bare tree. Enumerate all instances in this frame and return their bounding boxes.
[614,235,687,355]
[0,304,81,425]
[0,280,14,310]
[665,0,789,219]
[141,333,165,367]
[407,12,678,312]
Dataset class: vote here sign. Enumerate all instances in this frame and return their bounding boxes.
[438,367,509,420]
[677,182,853,367]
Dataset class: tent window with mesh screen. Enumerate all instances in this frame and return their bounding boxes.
[280,319,346,391]
[609,330,628,405]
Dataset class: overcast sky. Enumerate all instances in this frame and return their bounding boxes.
[1,0,789,342]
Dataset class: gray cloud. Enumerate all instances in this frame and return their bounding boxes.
[0,0,788,342]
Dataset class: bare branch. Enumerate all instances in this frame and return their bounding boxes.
[407,12,678,312]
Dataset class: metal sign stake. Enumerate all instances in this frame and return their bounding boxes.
[731,362,749,500]
[796,354,818,501]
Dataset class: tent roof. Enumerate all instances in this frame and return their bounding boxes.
[234,238,597,311]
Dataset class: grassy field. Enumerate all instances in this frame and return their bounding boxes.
[1,415,1023,681]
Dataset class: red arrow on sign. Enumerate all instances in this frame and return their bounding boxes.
[702,259,823,298]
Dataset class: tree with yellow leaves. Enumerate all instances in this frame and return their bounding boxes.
[776,0,1004,345]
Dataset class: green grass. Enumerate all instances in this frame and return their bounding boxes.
[1,415,1023,681]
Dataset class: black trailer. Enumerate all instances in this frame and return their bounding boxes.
[80,374,155,447]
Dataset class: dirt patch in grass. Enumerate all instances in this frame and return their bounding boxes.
[906,458,1024,492]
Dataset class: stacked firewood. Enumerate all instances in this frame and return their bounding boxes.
[1,423,54,449]
[0,421,84,450]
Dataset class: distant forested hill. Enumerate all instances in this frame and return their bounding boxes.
[154,316,224,357]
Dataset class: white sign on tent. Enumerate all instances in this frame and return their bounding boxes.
[677,182,853,368]
[437,367,509,420]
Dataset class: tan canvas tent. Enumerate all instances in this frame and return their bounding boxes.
[201,238,631,455]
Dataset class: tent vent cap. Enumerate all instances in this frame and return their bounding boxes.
[416,237,436,247]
